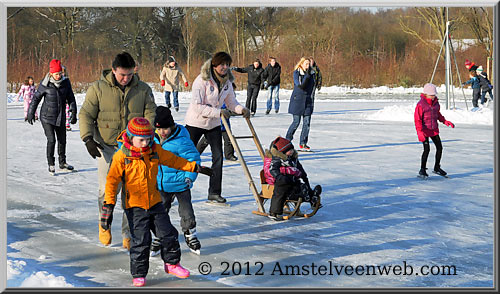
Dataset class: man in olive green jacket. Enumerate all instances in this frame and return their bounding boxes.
[79,52,157,249]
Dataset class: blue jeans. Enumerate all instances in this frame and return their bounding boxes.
[164,91,179,108]
[266,84,280,111]
[286,114,311,146]
[481,89,494,104]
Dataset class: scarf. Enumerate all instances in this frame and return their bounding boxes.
[421,93,437,105]
[120,132,154,158]
[213,68,229,92]
[49,74,64,88]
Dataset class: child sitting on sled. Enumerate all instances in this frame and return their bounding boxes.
[263,136,321,221]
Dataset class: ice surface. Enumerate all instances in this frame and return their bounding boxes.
[5,86,494,288]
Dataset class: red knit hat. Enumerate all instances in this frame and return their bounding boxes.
[272,136,294,153]
[127,117,154,138]
[464,59,475,70]
[49,59,63,73]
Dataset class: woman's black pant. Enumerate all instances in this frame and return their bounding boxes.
[41,121,66,166]
[421,135,443,170]
[186,125,223,197]
[246,84,260,113]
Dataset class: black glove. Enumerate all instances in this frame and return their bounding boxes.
[83,136,103,159]
[27,112,35,125]
[221,108,231,119]
[70,111,77,124]
[195,164,213,176]
[100,203,114,231]
[241,108,251,118]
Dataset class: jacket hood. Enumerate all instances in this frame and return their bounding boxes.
[201,58,235,82]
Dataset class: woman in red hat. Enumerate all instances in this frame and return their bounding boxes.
[27,59,78,174]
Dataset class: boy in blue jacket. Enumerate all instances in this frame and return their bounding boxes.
[151,106,202,255]
[462,70,481,111]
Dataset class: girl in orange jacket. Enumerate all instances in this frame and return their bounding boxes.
[102,117,212,287]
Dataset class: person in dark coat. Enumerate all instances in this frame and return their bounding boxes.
[27,59,77,173]
[476,66,494,106]
[285,57,316,151]
[232,59,265,115]
[263,57,282,114]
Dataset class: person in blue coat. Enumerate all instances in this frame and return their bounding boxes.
[150,106,202,255]
[462,70,481,110]
[285,57,316,151]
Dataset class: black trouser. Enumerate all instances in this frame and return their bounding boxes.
[196,131,235,160]
[269,180,298,215]
[245,84,260,113]
[421,135,443,170]
[126,203,181,278]
[160,189,196,233]
[41,121,67,166]
[186,125,223,196]
[472,88,481,107]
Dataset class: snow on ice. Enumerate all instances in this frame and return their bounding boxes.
[5,85,494,288]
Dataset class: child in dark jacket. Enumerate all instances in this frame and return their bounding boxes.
[414,83,455,179]
[103,117,212,287]
[476,66,494,106]
[462,70,481,110]
[264,136,321,221]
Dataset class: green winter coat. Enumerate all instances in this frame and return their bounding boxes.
[79,69,157,147]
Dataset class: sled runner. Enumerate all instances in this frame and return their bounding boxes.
[221,114,321,220]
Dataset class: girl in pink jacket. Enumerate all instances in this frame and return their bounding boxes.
[16,76,38,121]
[414,83,455,178]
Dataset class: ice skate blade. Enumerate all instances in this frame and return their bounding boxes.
[189,248,201,255]
[417,175,428,180]
[432,171,449,178]
[205,200,231,207]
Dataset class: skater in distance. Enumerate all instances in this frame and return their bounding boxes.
[414,83,455,179]
[101,117,212,287]
[27,59,77,175]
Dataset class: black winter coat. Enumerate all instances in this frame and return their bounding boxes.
[263,63,282,86]
[478,73,493,91]
[234,63,265,86]
[28,75,77,127]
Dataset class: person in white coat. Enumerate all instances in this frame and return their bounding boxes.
[184,52,251,203]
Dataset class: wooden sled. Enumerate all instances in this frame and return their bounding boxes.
[221,114,321,220]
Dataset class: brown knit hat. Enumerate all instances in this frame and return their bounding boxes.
[211,52,232,67]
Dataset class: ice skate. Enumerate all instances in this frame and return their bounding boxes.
[184,228,201,255]
[418,168,429,179]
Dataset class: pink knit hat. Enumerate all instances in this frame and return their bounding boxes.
[423,83,437,96]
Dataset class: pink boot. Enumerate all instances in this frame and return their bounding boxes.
[132,277,146,287]
[165,263,190,279]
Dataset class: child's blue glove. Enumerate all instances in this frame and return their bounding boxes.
[185,178,193,189]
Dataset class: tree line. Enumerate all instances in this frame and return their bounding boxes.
[7,7,493,93]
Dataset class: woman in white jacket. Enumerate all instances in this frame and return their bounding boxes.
[184,52,250,203]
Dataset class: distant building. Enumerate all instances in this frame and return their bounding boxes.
[429,38,486,51]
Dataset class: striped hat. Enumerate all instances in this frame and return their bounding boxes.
[272,136,294,153]
[127,117,154,138]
